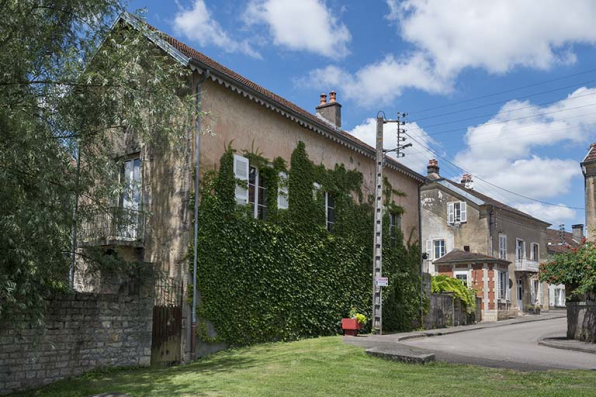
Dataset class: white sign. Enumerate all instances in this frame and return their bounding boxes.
[376,277,388,287]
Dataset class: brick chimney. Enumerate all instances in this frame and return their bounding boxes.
[460,173,474,189]
[572,224,584,243]
[427,159,440,179]
[316,91,342,128]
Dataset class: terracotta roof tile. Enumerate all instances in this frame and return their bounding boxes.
[434,249,510,265]
[546,228,581,254]
[582,143,596,164]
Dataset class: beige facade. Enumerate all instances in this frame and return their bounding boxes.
[421,161,551,315]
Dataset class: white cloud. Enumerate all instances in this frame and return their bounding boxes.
[514,202,576,228]
[244,0,351,58]
[387,0,596,77]
[348,118,438,174]
[299,53,450,107]
[173,0,260,58]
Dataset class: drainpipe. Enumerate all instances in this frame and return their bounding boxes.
[191,69,210,360]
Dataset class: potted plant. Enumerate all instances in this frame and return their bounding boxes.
[524,304,541,314]
[342,308,367,336]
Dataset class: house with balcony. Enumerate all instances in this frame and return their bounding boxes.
[421,160,551,320]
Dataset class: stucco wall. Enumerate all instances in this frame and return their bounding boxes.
[584,162,596,240]
[197,77,422,242]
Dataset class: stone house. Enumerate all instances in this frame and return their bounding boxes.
[77,14,425,363]
[581,143,596,240]
[546,225,583,308]
[421,159,551,320]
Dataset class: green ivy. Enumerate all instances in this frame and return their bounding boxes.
[431,275,477,313]
[192,141,421,345]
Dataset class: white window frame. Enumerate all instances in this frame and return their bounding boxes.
[530,243,539,261]
[454,270,469,287]
[516,238,526,260]
[433,239,446,260]
[448,201,467,224]
[499,234,507,260]
[233,154,250,205]
[324,191,335,232]
[248,165,268,220]
[497,270,508,300]
[277,171,289,210]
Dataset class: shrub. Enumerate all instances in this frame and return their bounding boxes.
[431,275,476,313]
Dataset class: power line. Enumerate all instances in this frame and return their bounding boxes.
[412,83,596,122]
[408,67,596,115]
[403,131,585,210]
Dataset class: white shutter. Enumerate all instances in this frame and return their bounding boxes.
[313,182,321,198]
[233,155,249,204]
[447,203,454,224]
[426,240,433,260]
[277,172,289,209]
[460,202,467,222]
[496,270,501,300]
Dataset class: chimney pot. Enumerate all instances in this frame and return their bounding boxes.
[319,93,327,105]
[329,91,336,103]
[427,159,440,178]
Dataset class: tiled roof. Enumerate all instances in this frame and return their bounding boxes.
[440,179,550,225]
[546,228,581,254]
[582,143,596,164]
[129,16,426,183]
[434,249,510,265]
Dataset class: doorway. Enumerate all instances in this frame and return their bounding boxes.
[517,279,523,310]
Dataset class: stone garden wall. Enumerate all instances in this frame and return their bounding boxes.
[0,291,153,395]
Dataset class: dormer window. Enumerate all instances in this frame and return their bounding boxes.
[448,201,467,224]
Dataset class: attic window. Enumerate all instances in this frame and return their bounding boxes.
[448,202,467,224]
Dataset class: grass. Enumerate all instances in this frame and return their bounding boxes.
[14,336,596,397]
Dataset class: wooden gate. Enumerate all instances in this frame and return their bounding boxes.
[151,278,183,366]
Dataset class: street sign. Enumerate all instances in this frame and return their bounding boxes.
[376,277,388,287]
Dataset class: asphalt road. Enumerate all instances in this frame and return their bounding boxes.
[401,317,596,371]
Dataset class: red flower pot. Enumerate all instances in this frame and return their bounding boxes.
[342,318,363,336]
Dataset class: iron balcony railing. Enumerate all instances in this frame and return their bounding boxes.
[515,258,539,272]
[79,207,144,244]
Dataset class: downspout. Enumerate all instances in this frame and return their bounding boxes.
[418,182,424,327]
[191,69,210,360]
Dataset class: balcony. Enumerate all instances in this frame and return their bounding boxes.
[79,207,144,246]
[515,258,539,272]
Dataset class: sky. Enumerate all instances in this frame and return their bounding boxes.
[127,0,596,231]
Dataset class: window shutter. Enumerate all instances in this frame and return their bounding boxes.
[506,272,511,300]
[460,202,467,222]
[277,172,289,209]
[426,240,433,260]
[447,203,454,224]
[233,155,249,204]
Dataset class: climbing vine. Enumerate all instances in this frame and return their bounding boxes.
[192,141,421,345]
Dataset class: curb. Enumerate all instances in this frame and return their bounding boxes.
[538,337,596,355]
[396,314,567,342]
[365,347,435,364]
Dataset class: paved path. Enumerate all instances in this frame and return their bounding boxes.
[401,317,596,371]
[345,313,596,371]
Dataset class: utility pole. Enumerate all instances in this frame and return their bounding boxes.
[371,112,410,334]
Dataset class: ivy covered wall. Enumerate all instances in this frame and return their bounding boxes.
[192,141,421,346]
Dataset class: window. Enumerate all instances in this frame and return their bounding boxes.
[454,270,468,286]
[530,243,539,261]
[389,213,401,246]
[434,239,446,259]
[233,155,249,205]
[325,192,335,232]
[497,270,508,300]
[516,239,526,260]
[499,234,507,260]
[249,166,267,220]
[447,202,467,224]
[277,172,289,210]
[120,156,141,239]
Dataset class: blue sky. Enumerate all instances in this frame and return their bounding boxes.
[127,0,596,231]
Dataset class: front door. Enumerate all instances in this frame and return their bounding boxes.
[517,279,523,310]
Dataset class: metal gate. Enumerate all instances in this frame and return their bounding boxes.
[151,278,183,366]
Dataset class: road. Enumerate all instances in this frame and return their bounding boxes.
[401,317,596,371]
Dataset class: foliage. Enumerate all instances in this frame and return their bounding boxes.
[349,308,367,325]
[0,3,196,323]
[193,143,421,345]
[431,275,476,313]
[539,240,596,299]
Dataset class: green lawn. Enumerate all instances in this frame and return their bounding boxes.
[16,336,596,397]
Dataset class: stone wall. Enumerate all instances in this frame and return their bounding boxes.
[567,301,596,343]
[0,292,153,395]
[424,293,476,329]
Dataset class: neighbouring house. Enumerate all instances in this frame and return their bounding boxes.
[421,160,551,321]
[433,249,511,321]
[76,14,425,364]
[581,143,596,240]
[546,224,584,308]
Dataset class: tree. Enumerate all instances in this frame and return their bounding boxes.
[0,1,196,324]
